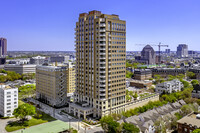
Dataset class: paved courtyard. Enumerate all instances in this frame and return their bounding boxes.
[14,120,69,133]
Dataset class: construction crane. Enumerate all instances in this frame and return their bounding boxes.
[135,42,169,66]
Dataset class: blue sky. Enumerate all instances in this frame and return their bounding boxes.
[0,0,200,51]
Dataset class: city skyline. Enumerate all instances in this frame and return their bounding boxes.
[1,0,200,51]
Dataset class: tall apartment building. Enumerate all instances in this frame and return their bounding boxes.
[66,62,76,93]
[177,44,188,58]
[69,10,126,119]
[36,66,68,107]
[0,38,7,57]
[0,84,18,117]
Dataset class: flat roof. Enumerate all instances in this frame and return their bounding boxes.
[0,84,17,90]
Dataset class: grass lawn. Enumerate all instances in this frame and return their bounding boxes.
[14,120,70,133]
[5,113,56,132]
[18,100,25,106]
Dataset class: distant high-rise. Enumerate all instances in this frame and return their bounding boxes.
[165,49,170,54]
[0,38,7,56]
[177,44,188,58]
[141,45,156,64]
[69,10,126,119]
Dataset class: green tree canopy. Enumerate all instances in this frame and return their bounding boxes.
[187,71,196,79]
[191,80,199,86]
[13,103,36,122]
[100,115,120,133]
[193,129,200,133]
[122,122,140,133]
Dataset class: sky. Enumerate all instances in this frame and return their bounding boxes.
[0,0,200,51]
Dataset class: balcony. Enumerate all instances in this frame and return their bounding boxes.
[99,61,106,65]
[99,88,105,92]
[99,38,106,41]
[99,47,106,50]
[99,56,106,59]
[100,93,106,96]
[100,23,106,27]
[99,43,106,46]
[99,33,106,37]
[99,79,106,82]
[100,84,106,87]
[99,65,106,69]
[99,52,106,55]
[99,75,106,78]
[100,18,105,22]
[99,29,106,32]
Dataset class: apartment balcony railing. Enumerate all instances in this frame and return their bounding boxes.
[99,29,106,32]
[99,23,106,27]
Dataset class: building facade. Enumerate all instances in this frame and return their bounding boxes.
[66,62,76,93]
[141,45,156,65]
[152,68,186,78]
[192,84,200,99]
[0,38,7,56]
[133,69,152,80]
[70,10,126,119]
[4,64,36,74]
[30,56,47,65]
[36,65,68,107]
[177,44,188,58]
[0,84,18,117]
[155,79,183,94]
[177,112,200,133]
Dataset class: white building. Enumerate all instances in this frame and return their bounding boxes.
[0,84,18,117]
[155,79,183,94]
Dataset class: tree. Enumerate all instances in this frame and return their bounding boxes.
[180,79,190,88]
[129,91,134,97]
[193,129,200,133]
[177,74,185,80]
[100,115,120,133]
[111,113,122,121]
[168,75,176,81]
[122,122,140,133]
[13,103,36,123]
[126,71,133,78]
[187,71,196,79]
[180,104,193,116]
[133,92,138,99]
[154,117,167,133]
[126,95,132,102]
[191,80,199,86]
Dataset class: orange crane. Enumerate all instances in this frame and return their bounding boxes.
[135,42,169,66]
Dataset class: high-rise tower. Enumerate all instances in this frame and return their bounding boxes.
[177,44,188,58]
[0,38,7,56]
[69,10,126,118]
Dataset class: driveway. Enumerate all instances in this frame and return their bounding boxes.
[0,118,17,133]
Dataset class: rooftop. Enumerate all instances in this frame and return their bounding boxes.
[0,84,17,90]
[177,112,200,128]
